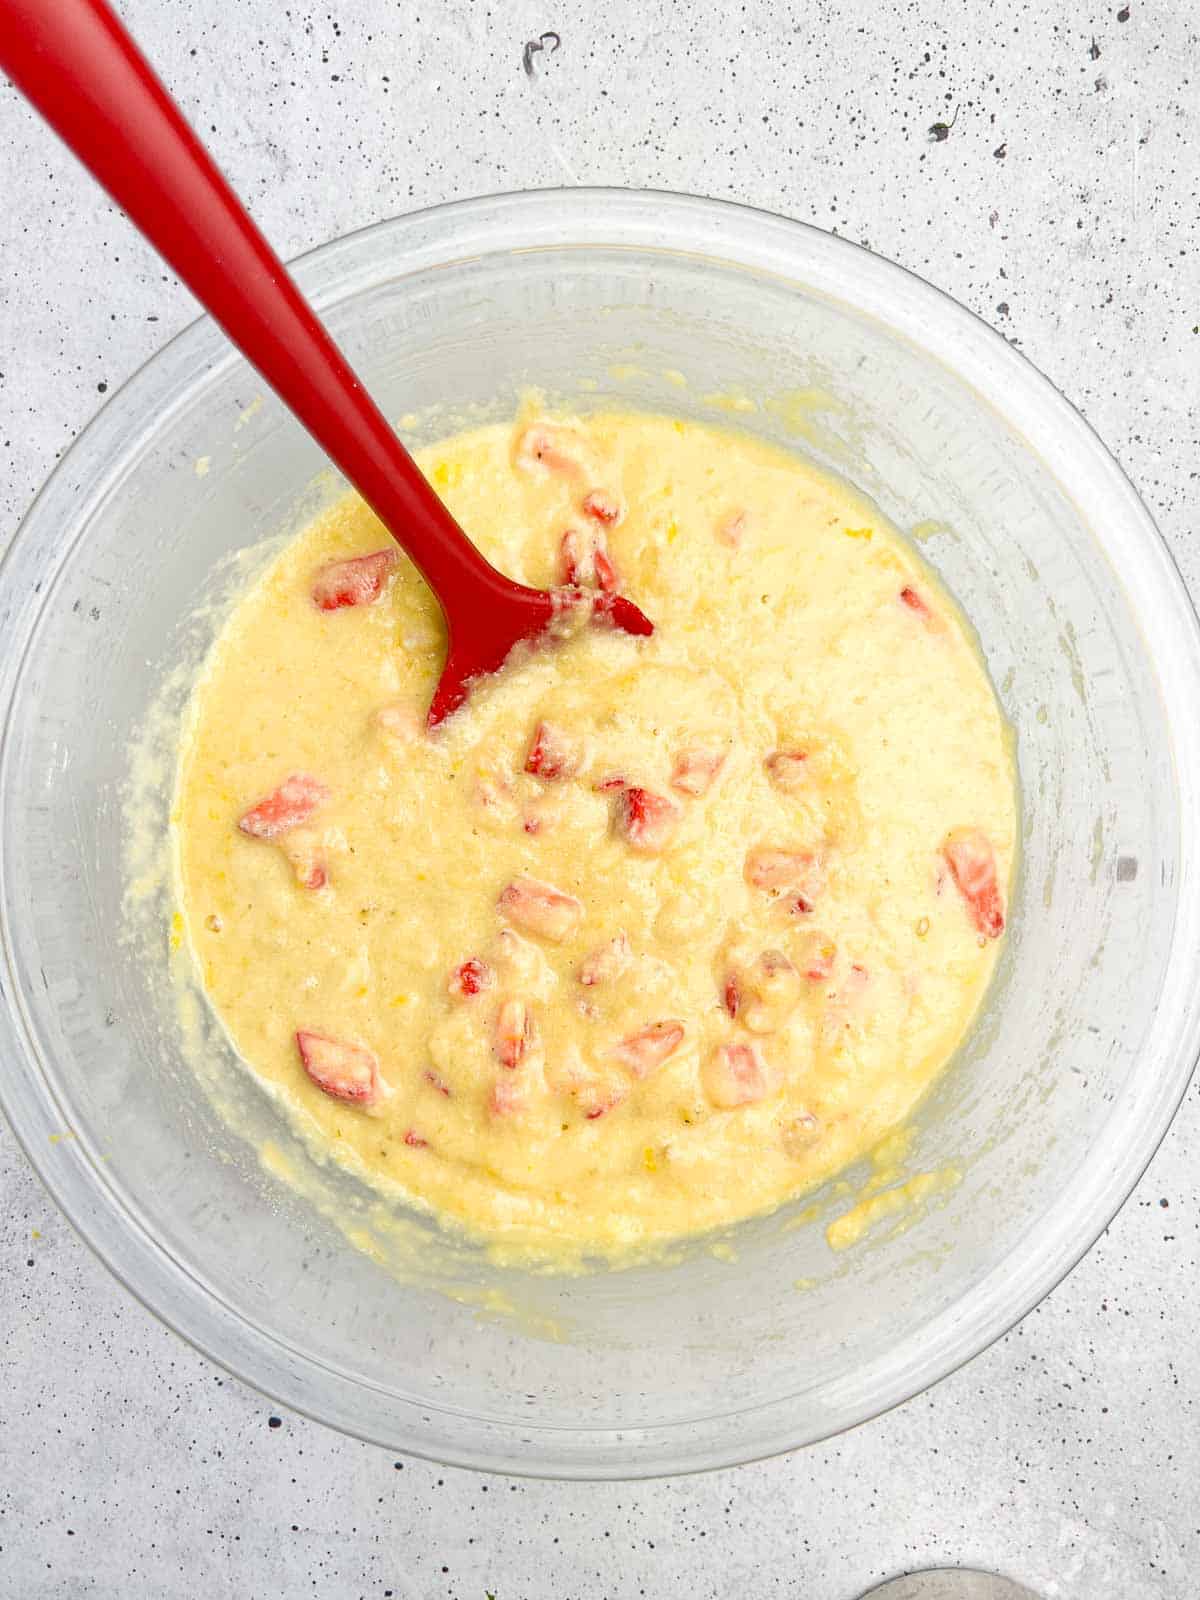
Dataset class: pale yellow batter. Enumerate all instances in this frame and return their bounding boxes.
[175,409,1015,1259]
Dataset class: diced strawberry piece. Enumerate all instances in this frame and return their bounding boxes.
[279,828,329,891]
[403,1129,429,1149]
[799,935,837,982]
[423,1069,452,1097]
[238,773,329,840]
[584,1086,628,1120]
[594,773,629,793]
[559,528,589,587]
[579,931,632,987]
[723,975,741,1018]
[615,787,681,854]
[546,1053,628,1119]
[311,548,397,611]
[295,1030,383,1106]
[494,999,535,1068]
[702,1041,772,1109]
[558,527,619,593]
[581,489,623,526]
[764,750,809,793]
[828,960,869,1007]
[515,423,585,477]
[497,876,584,942]
[611,1020,685,1079]
[560,531,588,588]
[717,511,746,548]
[449,958,492,999]
[592,538,620,595]
[525,721,581,781]
[671,746,726,797]
[786,894,815,917]
[744,847,823,900]
[942,830,1006,939]
[899,585,932,621]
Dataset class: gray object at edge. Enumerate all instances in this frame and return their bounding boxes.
[862,1573,1042,1600]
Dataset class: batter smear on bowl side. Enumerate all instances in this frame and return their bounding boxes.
[175,409,1016,1258]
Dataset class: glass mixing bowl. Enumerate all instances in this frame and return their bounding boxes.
[2,189,1198,1479]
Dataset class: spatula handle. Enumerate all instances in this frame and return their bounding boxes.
[0,0,501,602]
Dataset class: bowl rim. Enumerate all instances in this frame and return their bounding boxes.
[2,184,1199,1479]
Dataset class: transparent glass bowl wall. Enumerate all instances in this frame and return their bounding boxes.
[2,191,1198,1478]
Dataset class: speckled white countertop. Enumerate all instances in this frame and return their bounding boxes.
[1,2,1198,1595]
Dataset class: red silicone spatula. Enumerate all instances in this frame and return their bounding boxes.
[0,0,653,726]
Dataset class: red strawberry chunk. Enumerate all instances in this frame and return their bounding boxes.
[723,974,741,1018]
[515,423,585,477]
[611,1020,685,1079]
[744,847,823,900]
[525,721,581,781]
[671,746,726,797]
[798,935,837,982]
[582,489,623,526]
[279,828,329,892]
[449,958,493,999]
[311,548,397,611]
[547,1055,629,1119]
[764,750,809,793]
[558,528,619,593]
[238,773,329,840]
[899,585,934,623]
[702,1041,771,1108]
[592,537,619,595]
[403,1129,430,1149]
[494,999,535,1068]
[559,528,589,587]
[295,1031,383,1106]
[497,876,584,942]
[942,830,1006,939]
[615,787,681,854]
[583,1085,628,1120]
